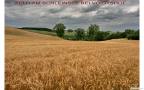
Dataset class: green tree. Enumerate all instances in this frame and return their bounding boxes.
[127,30,139,40]
[53,23,66,37]
[107,32,123,39]
[122,29,135,38]
[75,28,85,40]
[95,31,107,41]
[88,24,100,40]
[125,29,135,34]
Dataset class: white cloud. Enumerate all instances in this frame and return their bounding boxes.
[5,0,139,31]
[124,5,139,13]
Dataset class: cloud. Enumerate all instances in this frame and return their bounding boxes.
[5,0,139,31]
[80,5,100,13]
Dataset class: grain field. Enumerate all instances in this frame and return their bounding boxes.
[5,27,139,90]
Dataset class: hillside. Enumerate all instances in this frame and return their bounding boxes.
[5,26,139,90]
[5,27,62,41]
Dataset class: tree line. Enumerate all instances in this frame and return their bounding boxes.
[19,27,53,32]
[53,23,139,41]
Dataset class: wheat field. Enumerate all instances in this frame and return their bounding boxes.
[5,27,139,90]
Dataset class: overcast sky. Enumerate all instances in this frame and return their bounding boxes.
[5,0,139,31]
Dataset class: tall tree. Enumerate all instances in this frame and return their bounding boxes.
[75,28,85,40]
[88,24,100,40]
[53,23,66,37]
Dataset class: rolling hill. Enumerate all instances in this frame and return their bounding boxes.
[5,27,62,41]
[5,26,139,90]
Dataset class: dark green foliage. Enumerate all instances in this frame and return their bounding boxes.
[120,32,127,38]
[105,29,139,40]
[64,31,76,40]
[87,24,110,41]
[20,24,139,41]
[75,28,85,40]
[64,35,76,40]
[121,29,139,40]
[67,29,74,33]
[53,23,66,37]
[106,32,123,39]
[101,31,111,40]
[127,30,139,40]
[95,31,105,41]
[125,29,135,35]
[88,24,100,40]
[19,27,53,32]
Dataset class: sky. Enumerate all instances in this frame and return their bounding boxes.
[5,0,139,31]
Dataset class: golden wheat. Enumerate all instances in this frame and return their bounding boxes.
[5,27,139,90]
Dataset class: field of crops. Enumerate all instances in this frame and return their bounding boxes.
[5,27,139,90]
